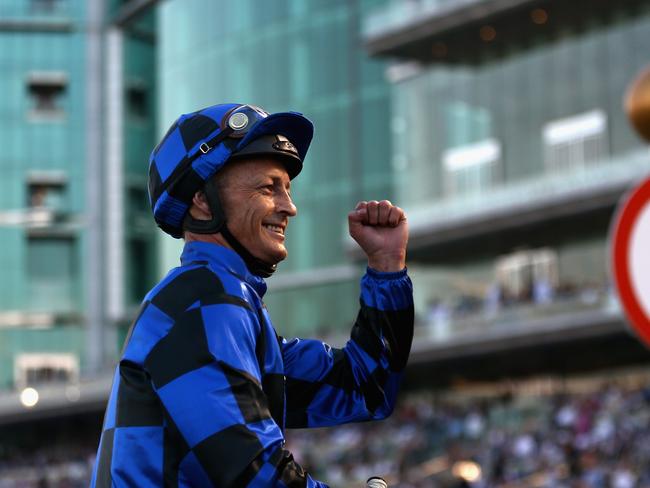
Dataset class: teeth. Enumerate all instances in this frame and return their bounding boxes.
[264,224,284,235]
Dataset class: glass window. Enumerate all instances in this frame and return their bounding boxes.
[412,235,610,343]
[26,173,67,212]
[542,110,608,172]
[495,249,559,303]
[30,0,61,13]
[442,138,501,196]
[15,353,78,388]
[126,237,152,304]
[125,186,156,304]
[27,182,66,210]
[26,72,67,120]
[264,278,358,340]
[126,83,148,120]
[27,237,77,312]
[128,186,149,214]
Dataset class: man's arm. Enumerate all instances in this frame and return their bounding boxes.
[145,301,328,487]
[284,268,413,427]
[284,200,414,428]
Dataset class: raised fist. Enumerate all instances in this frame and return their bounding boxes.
[348,200,408,272]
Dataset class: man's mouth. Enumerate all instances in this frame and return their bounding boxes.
[263,224,285,236]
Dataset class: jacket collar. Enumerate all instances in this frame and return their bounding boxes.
[180,241,267,297]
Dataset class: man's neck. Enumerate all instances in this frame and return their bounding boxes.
[183,231,232,250]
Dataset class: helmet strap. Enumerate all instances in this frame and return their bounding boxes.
[182,178,277,278]
[220,226,277,278]
[182,178,225,235]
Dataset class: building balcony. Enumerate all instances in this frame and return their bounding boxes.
[363,0,639,64]
[346,148,649,260]
[403,296,650,387]
[0,373,110,425]
[364,0,496,46]
[315,278,646,380]
[0,311,83,329]
[410,284,623,362]
[0,1,75,32]
[407,149,648,259]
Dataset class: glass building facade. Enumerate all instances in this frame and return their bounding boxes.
[157,0,393,338]
[0,0,88,389]
[364,0,650,346]
[0,0,158,390]
[390,7,649,208]
[119,10,158,321]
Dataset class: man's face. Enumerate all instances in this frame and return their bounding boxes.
[218,158,297,264]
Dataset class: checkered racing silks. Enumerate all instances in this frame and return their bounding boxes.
[91,241,414,487]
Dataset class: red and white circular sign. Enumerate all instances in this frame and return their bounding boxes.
[611,177,650,346]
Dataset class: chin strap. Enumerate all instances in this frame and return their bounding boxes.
[220,226,277,278]
[182,178,277,278]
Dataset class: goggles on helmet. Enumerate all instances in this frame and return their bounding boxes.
[221,105,270,137]
[196,104,270,155]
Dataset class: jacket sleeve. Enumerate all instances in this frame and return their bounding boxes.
[284,267,414,428]
[144,300,329,488]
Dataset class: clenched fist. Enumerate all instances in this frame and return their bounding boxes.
[348,200,408,272]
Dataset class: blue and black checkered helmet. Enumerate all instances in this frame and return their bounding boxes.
[148,103,314,238]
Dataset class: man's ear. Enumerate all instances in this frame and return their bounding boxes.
[190,190,212,219]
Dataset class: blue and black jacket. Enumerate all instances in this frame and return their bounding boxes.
[91,241,414,487]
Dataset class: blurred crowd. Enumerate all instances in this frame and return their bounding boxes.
[2,376,650,488]
[0,445,92,488]
[287,379,650,488]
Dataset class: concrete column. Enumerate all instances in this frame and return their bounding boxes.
[84,0,106,375]
[105,27,125,352]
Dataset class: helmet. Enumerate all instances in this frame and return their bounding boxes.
[148,103,314,239]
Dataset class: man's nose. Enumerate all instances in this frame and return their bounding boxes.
[277,192,297,217]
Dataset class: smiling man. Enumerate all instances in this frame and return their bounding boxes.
[91,104,414,487]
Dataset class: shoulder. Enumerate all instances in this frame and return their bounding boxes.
[142,265,227,319]
[141,263,263,336]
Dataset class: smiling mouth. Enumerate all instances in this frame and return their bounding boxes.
[263,224,285,237]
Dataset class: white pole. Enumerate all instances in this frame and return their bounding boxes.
[84,0,106,375]
[105,27,125,336]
